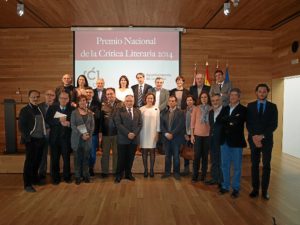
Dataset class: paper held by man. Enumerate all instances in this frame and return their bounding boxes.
[54,111,67,119]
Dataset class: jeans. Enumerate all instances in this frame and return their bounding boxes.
[164,139,180,175]
[89,134,98,168]
[220,142,243,191]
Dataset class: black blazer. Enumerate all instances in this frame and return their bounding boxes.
[160,107,185,144]
[131,83,152,107]
[113,106,142,145]
[209,108,223,145]
[169,88,190,110]
[246,101,278,145]
[189,85,211,102]
[93,88,107,104]
[46,103,74,145]
[87,99,102,135]
[216,103,247,148]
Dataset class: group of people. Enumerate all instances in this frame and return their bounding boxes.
[19,70,278,201]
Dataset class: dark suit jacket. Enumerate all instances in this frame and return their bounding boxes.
[46,103,74,146]
[160,107,185,144]
[93,88,107,104]
[169,88,190,110]
[246,100,278,146]
[87,99,102,135]
[131,83,152,107]
[113,106,142,144]
[209,81,232,106]
[38,102,51,129]
[189,85,211,102]
[148,88,169,111]
[216,103,247,148]
[209,107,223,145]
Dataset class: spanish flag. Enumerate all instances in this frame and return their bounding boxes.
[204,61,211,86]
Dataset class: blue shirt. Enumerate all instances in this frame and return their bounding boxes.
[257,100,266,113]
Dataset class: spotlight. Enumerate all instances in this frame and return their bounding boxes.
[232,0,239,7]
[17,3,24,17]
[224,2,231,16]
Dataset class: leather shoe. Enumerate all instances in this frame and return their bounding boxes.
[219,188,229,194]
[231,189,239,198]
[125,175,135,181]
[144,171,148,178]
[161,174,171,179]
[150,170,154,178]
[205,179,218,185]
[174,173,181,180]
[262,192,270,200]
[249,190,259,198]
[101,173,108,178]
[25,186,36,193]
[75,178,81,185]
[200,175,206,182]
[84,177,90,183]
[191,177,198,183]
[114,177,121,183]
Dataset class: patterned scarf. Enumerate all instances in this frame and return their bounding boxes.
[200,104,210,124]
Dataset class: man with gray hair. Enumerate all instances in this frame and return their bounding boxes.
[189,73,211,101]
[93,78,106,104]
[148,77,169,111]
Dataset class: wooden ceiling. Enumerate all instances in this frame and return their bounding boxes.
[0,0,300,30]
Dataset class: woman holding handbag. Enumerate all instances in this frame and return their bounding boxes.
[71,95,95,185]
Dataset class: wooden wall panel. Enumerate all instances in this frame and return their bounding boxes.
[0,28,73,153]
[272,16,300,78]
[0,28,273,153]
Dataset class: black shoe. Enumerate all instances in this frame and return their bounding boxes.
[125,175,135,181]
[84,177,90,183]
[64,179,72,184]
[191,176,198,183]
[161,174,171,179]
[114,177,121,183]
[101,173,108,178]
[75,178,81,185]
[24,186,36,193]
[89,168,95,177]
[231,189,239,198]
[205,179,218,185]
[150,170,154,178]
[249,190,259,198]
[174,173,181,180]
[39,174,46,180]
[144,171,148,178]
[200,175,206,182]
[262,192,270,200]
[219,188,229,194]
[52,180,60,185]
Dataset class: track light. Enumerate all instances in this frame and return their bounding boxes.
[224,2,230,16]
[17,3,24,17]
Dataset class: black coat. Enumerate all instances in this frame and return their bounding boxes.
[169,88,190,110]
[209,108,223,145]
[216,103,247,148]
[87,99,102,135]
[131,83,152,107]
[93,88,107,104]
[189,85,211,102]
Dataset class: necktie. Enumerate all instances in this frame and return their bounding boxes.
[128,108,133,120]
[138,85,143,107]
[258,103,264,117]
[219,84,222,92]
[168,110,174,129]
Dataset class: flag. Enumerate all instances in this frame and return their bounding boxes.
[204,61,211,86]
[225,65,230,83]
[192,63,197,86]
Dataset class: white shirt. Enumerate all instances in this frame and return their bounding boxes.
[229,103,239,115]
[154,89,161,108]
[214,105,222,122]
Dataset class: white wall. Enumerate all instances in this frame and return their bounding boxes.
[283,76,300,158]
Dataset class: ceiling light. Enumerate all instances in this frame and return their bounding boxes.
[224,2,231,16]
[17,3,24,17]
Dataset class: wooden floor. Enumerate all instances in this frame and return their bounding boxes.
[0,152,299,225]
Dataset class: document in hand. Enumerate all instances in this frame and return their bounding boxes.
[54,111,67,118]
[77,124,88,134]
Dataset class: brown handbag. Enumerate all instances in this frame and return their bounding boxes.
[180,142,194,160]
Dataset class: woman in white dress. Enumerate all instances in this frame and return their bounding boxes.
[139,93,160,177]
[115,75,134,101]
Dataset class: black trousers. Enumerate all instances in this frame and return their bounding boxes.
[249,140,273,194]
[116,143,137,178]
[193,136,209,178]
[50,139,71,182]
[23,138,45,187]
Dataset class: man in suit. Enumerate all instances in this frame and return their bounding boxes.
[217,88,247,198]
[206,93,223,186]
[38,89,55,180]
[131,72,152,108]
[100,88,123,178]
[55,74,74,102]
[209,70,232,106]
[160,95,185,180]
[189,73,210,102]
[19,90,46,192]
[113,95,142,183]
[93,78,106,104]
[246,83,278,200]
[148,77,169,111]
[85,86,102,176]
[46,91,74,185]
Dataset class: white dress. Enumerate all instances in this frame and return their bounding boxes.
[115,88,134,102]
[139,106,160,148]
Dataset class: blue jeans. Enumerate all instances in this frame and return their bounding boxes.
[89,134,98,168]
[164,139,180,175]
[220,143,243,191]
